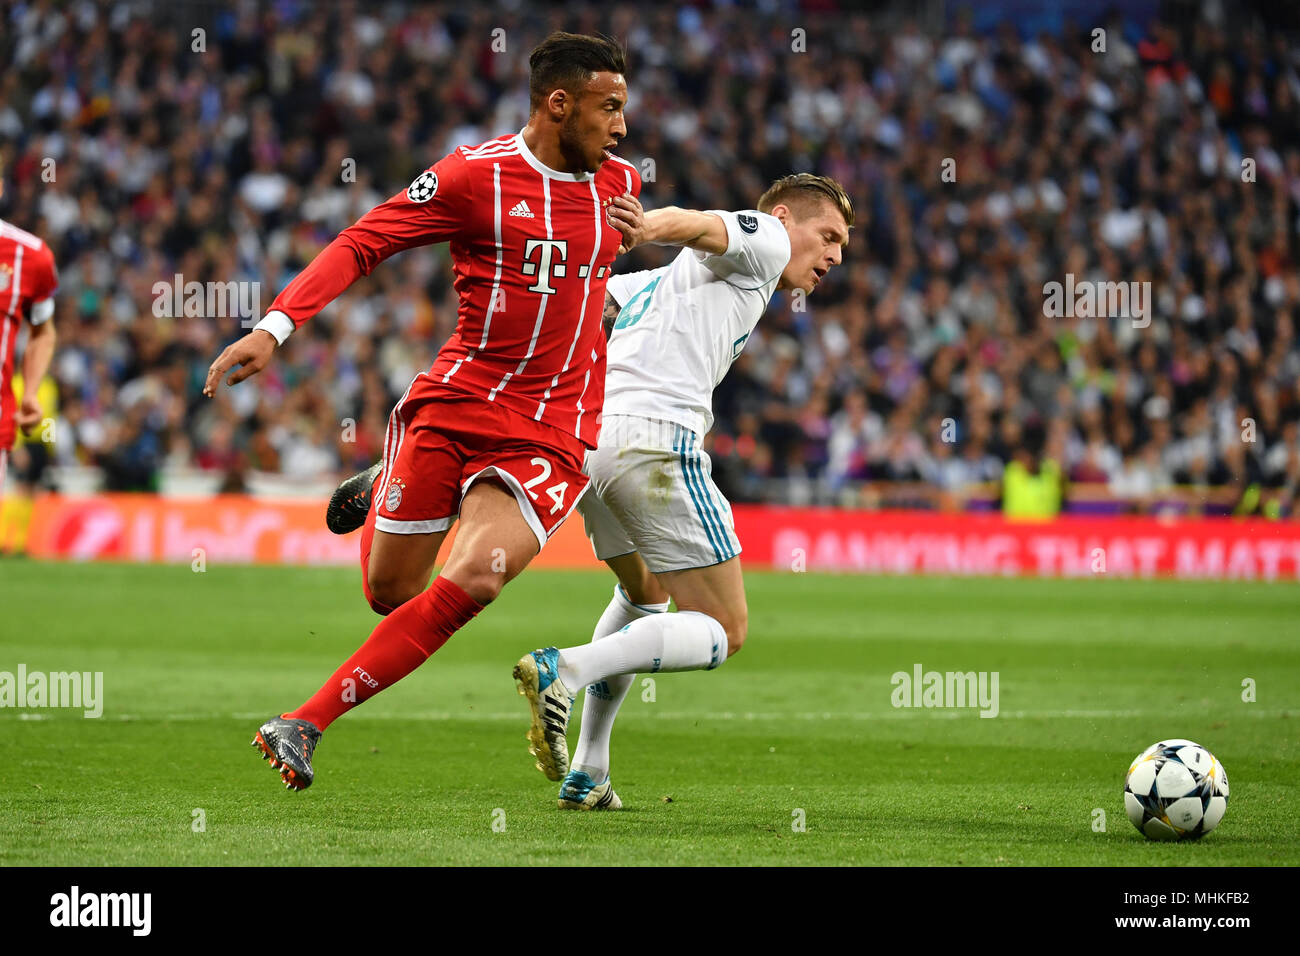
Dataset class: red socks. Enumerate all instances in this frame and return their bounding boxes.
[286,576,482,731]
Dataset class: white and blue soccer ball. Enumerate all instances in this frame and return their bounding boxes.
[1124,739,1229,841]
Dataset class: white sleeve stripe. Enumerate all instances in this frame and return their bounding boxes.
[7,245,23,317]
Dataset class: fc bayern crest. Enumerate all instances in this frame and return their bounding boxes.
[0,264,10,292]
[406,171,438,203]
[385,478,405,513]
[737,213,759,234]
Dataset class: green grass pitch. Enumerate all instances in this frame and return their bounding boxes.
[1,560,1297,866]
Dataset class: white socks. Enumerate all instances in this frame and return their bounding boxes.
[559,605,728,690]
[568,585,668,783]
[562,586,732,783]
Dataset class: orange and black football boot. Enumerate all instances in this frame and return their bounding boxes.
[252,716,322,790]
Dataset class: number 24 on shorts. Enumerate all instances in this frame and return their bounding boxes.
[523,457,569,514]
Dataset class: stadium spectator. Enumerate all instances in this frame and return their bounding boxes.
[1,1,1297,518]
[1001,422,1064,519]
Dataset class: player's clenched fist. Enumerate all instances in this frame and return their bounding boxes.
[203,329,277,396]
[15,394,44,435]
[606,191,645,254]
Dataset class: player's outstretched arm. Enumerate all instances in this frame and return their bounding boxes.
[203,154,473,397]
[202,203,435,396]
[608,196,729,255]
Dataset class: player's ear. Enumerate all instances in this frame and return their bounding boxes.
[546,88,569,121]
[770,203,792,228]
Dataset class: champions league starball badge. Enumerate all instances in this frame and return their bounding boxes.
[406,171,438,203]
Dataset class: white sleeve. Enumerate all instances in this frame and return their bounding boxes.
[605,269,656,307]
[29,298,55,325]
[254,310,295,345]
[693,210,790,289]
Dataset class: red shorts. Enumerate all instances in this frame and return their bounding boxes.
[373,375,589,550]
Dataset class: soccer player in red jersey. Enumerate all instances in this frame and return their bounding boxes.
[202,32,641,790]
[0,168,59,502]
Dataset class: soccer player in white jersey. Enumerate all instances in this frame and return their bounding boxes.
[512,174,853,808]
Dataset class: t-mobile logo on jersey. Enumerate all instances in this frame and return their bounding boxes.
[521,239,568,294]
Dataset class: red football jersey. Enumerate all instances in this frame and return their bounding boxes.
[261,132,641,448]
[0,219,58,450]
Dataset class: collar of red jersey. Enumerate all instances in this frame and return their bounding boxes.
[513,131,593,183]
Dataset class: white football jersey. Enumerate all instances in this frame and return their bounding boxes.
[603,209,790,436]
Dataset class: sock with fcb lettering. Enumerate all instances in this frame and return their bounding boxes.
[285,576,483,731]
[570,585,670,783]
[558,609,727,694]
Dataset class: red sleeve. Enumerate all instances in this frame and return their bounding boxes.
[27,244,58,325]
[33,244,58,298]
[268,151,474,330]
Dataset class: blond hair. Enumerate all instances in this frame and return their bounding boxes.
[757,173,854,228]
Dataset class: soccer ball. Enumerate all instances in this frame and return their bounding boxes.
[1123,739,1229,841]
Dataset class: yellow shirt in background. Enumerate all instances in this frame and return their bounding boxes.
[10,373,58,446]
[1003,459,1062,519]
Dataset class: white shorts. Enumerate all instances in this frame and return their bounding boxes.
[580,415,741,573]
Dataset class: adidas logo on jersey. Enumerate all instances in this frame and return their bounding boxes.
[508,200,535,219]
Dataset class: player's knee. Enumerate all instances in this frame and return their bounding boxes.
[451,567,507,606]
[722,610,748,658]
[367,574,422,613]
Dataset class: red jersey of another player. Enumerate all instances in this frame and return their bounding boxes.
[0,219,58,451]
[256,132,641,449]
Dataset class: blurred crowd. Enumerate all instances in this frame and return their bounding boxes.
[2,0,1299,517]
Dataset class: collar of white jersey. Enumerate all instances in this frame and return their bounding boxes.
[513,131,592,182]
